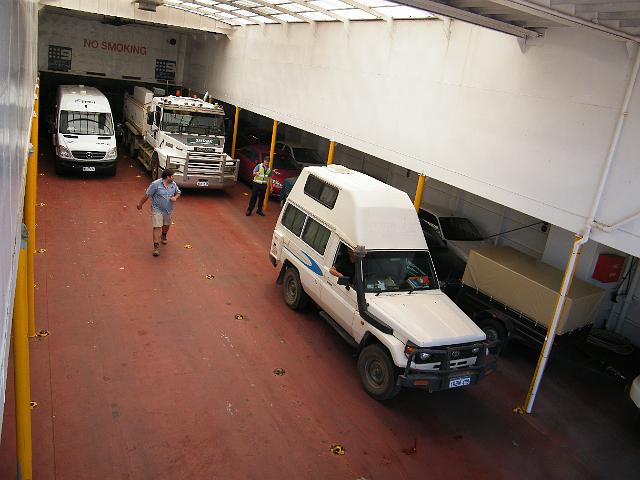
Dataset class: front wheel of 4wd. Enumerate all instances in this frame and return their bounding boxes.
[357,344,401,401]
[282,268,308,311]
[479,318,507,353]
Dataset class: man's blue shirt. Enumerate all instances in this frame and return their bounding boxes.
[146,179,181,215]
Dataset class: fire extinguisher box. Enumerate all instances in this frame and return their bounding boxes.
[592,254,625,283]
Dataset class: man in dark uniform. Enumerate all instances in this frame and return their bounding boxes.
[246,156,271,216]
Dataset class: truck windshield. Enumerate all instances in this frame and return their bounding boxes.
[439,217,484,241]
[161,110,225,136]
[59,111,114,135]
[362,251,438,293]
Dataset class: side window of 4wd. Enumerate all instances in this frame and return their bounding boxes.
[301,218,331,255]
[282,204,307,237]
[304,175,339,209]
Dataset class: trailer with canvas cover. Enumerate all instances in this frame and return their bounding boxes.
[453,246,605,347]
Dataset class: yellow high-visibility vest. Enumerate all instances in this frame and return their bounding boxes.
[254,164,271,184]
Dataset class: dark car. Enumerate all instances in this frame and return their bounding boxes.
[280,175,299,206]
[418,207,487,286]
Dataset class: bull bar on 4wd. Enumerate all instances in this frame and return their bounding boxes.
[398,340,498,392]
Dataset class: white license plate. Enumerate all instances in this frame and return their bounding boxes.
[197,180,209,187]
[449,376,471,389]
[82,166,96,172]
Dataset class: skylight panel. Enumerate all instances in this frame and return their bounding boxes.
[180,2,201,8]
[280,3,312,12]
[374,5,433,18]
[235,0,261,7]
[214,3,238,10]
[199,6,221,14]
[334,8,376,20]
[250,15,278,22]
[308,0,351,9]
[255,6,280,14]
[215,10,240,17]
[273,13,305,21]
[194,0,217,5]
[235,8,258,16]
[299,11,337,21]
[229,17,259,24]
[354,0,396,7]
[164,0,184,5]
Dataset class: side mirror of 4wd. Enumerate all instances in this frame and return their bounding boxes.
[337,276,351,286]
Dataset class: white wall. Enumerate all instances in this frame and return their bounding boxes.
[38,11,188,85]
[186,20,640,258]
[0,0,38,435]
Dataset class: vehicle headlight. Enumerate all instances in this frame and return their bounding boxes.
[472,347,480,354]
[57,145,72,159]
[105,147,118,160]
[418,352,431,361]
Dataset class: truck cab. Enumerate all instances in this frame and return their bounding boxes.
[123,87,239,188]
[270,165,496,400]
[53,85,118,176]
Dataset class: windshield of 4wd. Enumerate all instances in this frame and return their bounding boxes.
[59,111,114,135]
[162,110,225,136]
[362,251,438,293]
[439,217,484,241]
[263,153,298,170]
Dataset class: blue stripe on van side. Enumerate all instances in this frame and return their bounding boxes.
[284,246,323,276]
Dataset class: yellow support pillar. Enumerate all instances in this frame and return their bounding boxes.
[327,140,336,165]
[25,82,39,338]
[231,106,240,159]
[262,120,279,213]
[413,174,426,212]
[13,225,33,480]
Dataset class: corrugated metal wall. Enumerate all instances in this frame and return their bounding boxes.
[0,0,38,432]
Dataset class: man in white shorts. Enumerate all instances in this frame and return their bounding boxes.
[137,169,181,256]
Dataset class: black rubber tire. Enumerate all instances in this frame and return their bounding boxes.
[479,318,507,353]
[107,163,117,177]
[282,268,309,311]
[54,160,64,176]
[151,155,160,180]
[357,344,401,401]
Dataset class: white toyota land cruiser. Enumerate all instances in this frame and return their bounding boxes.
[269,165,496,400]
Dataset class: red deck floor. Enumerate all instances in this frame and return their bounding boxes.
[1,147,639,479]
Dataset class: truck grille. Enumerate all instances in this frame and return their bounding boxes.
[72,151,106,160]
[186,151,236,176]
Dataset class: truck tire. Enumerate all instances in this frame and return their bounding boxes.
[151,155,160,180]
[54,160,64,176]
[357,344,401,401]
[478,318,507,353]
[107,163,117,177]
[282,268,309,311]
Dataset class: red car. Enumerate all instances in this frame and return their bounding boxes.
[236,144,301,197]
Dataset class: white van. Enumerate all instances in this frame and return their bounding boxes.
[53,85,118,175]
[270,165,496,400]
